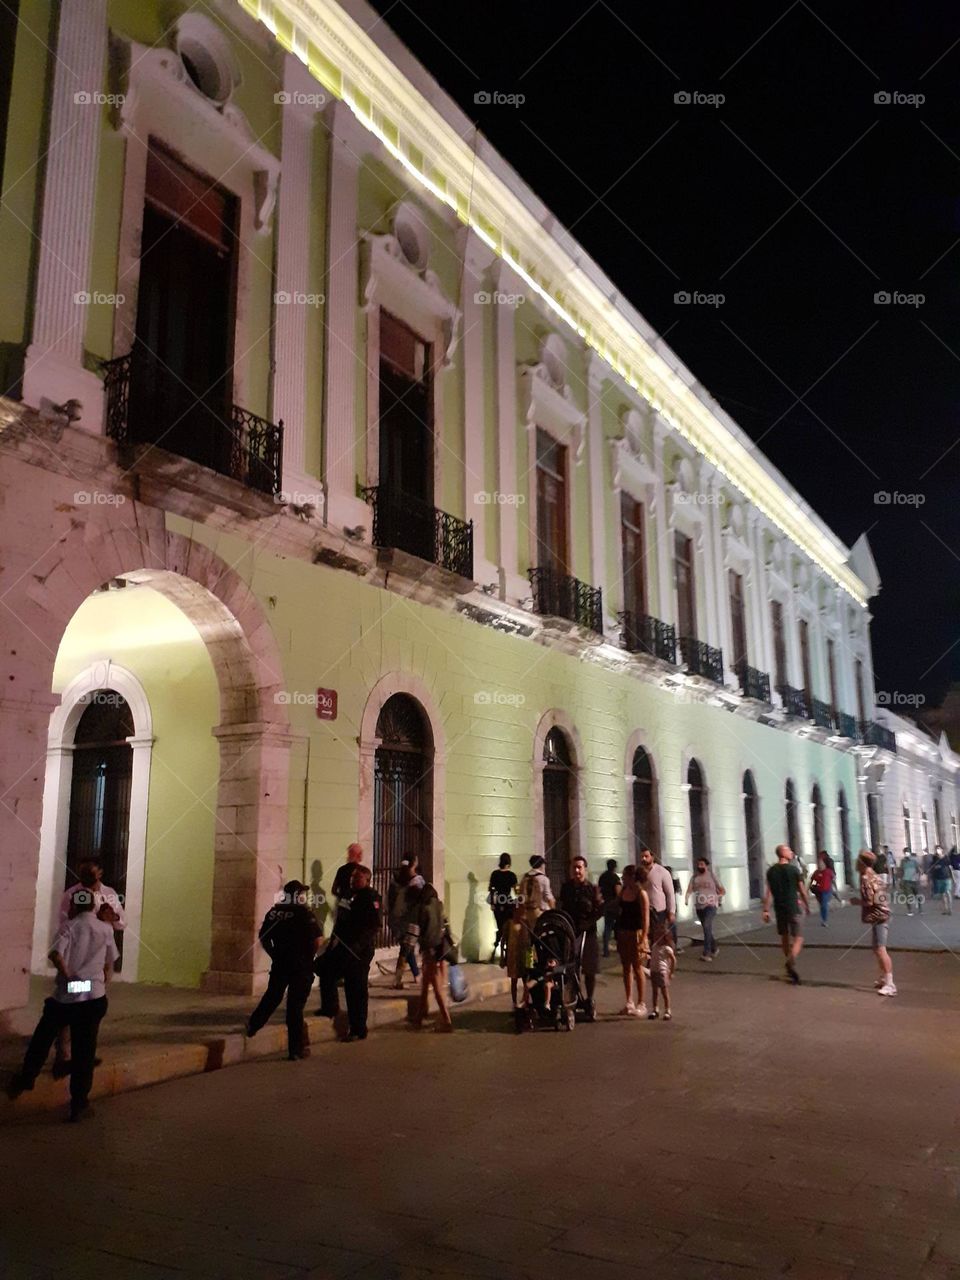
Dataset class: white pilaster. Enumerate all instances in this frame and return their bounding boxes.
[494,260,526,603]
[651,415,673,625]
[749,512,774,680]
[697,461,720,651]
[461,232,497,586]
[274,56,321,502]
[586,354,609,625]
[322,100,369,531]
[22,0,108,429]
[707,469,733,677]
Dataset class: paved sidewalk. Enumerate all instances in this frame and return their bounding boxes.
[0,962,510,1121]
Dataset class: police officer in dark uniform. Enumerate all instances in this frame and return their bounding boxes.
[318,865,381,1041]
[558,855,603,1020]
[246,881,321,1060]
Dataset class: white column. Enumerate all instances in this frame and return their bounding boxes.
[707,468,733,677]
[651,415,673,625]
[22,0,108,429]
[461,231,497,586]
[586,354,609,625]
[494,260,526,602]
[748,511,774,679]
[274,56,320,500]
[697,462,720,651]
[322,100,369,531]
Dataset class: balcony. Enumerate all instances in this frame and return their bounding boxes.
[778,684,809,719]
[529,567,603,634]
[810,697,835,730]
[735,661,771,703]
[619,610,677,664]
[860,720,897,753]
[102,348,283,496]
[678,636,724,684]
[836,711,858,740]
[360,485,473,579]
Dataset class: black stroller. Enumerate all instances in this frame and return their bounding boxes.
[514,909,586,1033]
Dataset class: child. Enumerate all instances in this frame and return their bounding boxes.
[648,920,676,1021]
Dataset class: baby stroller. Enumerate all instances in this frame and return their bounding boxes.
[514,909,585,1033]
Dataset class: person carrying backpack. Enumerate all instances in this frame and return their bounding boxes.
[412,882,453,1032]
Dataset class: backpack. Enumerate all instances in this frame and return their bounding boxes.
[418,886,445,950]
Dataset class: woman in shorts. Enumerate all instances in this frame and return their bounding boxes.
[615,864,650,1017]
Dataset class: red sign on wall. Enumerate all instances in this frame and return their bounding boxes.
[316,688,338,720]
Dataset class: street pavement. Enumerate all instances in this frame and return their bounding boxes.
[4,943,960,1280]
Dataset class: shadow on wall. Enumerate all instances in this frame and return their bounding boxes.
[309,859,332,933]
[459,871,482,962]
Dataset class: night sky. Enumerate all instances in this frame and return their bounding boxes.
[365,0,960,711]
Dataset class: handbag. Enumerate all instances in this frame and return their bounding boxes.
[448,961,469,1003]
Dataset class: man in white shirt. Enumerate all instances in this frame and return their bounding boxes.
[639,847,677,929]
[7,893,118,1121]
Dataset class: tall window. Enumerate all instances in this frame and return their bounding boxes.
[373,694,433,943]
[799,619,813,703]
[771,600,787,688]
[934,797,944,846]
[632,746,658,857]
[728,570,748,670]
[675,532,696,640]
[542,728,575,888]
[953,814,959,848]
[743,770,763,900]
[687,758,708,862]
[827,638,838,718]
[855,658,867,725]
[620,494,647,618]
[536,430,568,572]
[867,793,882,853]
[379,311,433,503]
[902,802,911,851]
[921,809,930,855]
[785,779,800,854]
[811,783,825,851]
[838,787,852,883]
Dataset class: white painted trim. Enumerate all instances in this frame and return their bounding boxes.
[32,663,153,982]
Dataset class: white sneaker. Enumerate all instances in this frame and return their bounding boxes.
[620,1002,636,1016]
[878,982,897,997]
[634,1003,648,1018]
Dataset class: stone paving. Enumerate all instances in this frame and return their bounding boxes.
[3,945,960,1279]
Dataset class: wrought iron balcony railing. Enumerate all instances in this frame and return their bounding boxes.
[810,697,835,730]
[778,684,809,719]
[102,347,283,496]
[678,636,724,684]
[735,660,771,703]
[360,484,473,579]
[860,720,897,753]
[836,711,858,740]
[529,566,603,634]
[618,610,677,665]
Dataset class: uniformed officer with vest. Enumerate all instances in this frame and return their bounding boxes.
[317,865,381,1041]
[246,880,321,1060]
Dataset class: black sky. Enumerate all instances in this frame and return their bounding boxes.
[365,0,960,709]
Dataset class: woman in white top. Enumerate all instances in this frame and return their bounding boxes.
[684,857,725,961]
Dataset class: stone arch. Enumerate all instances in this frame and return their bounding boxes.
[1,506,294,1007]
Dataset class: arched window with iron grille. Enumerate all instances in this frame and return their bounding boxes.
[743,770,763,899]
[811,782,825,853]
[631,746,658,859]
[785,779,800,855]
[542,727,575,890]
[838,787,852,884]
[373,694,433,942]
[688,758,709,863]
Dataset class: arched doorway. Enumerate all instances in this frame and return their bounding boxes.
[688,758,709,863]
[838,787,852,884]
[373,694,433,943]
[632,746,659,859]
[785,779,800,855]
[543,727,575,890]
[743,770,763,899]
[811,782,825,853]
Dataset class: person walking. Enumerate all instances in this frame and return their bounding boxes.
[900,849,921,915]
[639,847,676,940]
[647,917,676,1020]
[317,865,381,1041]
[487,852,518,964]
[413,880,453,1032]
[810,851,836,927]
[506,855,555,1006]
[388,859,423,989]
[949,845,960,900]
[598,858,621,958]
[762,845,810,985]
[7,893,118,1121]
[856,849,895,996]
[930,848,952,915]
[684,857,725,960]
[615,864,650,1016]
[558,855,603,1020]
[246,880,321,1060]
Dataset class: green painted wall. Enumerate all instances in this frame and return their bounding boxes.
[52,585,220,987]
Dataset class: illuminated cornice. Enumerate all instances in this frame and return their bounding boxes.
[239,0,870,606]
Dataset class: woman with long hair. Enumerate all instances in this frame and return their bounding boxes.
[615,864,650,1016]
[810,850,836,927]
